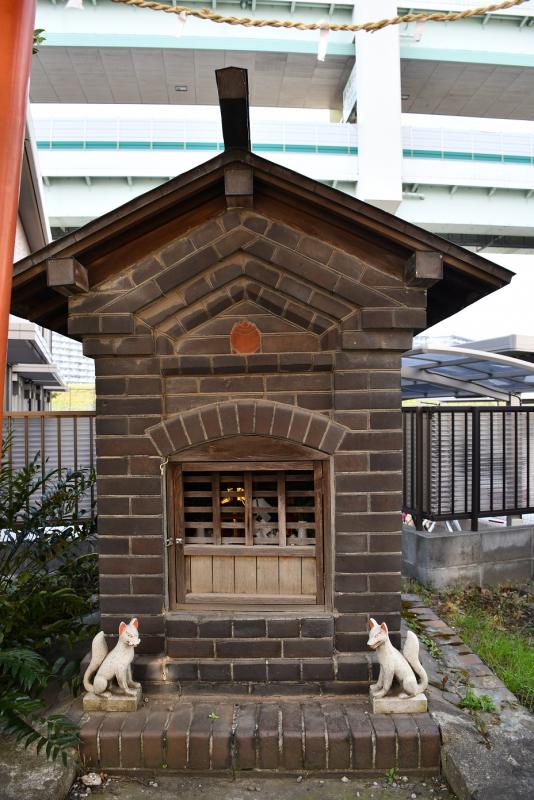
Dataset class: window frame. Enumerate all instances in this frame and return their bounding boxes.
[167,460,328,608]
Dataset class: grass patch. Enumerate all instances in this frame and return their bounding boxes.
[403,580,534,711]
[458,687,496,712]
[452,609,534,709]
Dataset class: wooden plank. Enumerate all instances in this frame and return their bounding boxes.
[279,557,302,595]
[185,555,191,592]
[190,556,213,593]
[174,465,187,605]
[183,461,314,472]
[167,465,178,608]
[212,472,221,545]
[234,557,257,594]
[184,545,314,557]
[185,593,316,605]
[313,461,324,604]
[320,459,332,611]
[244,471,253,546]
[277,471,286,547]
[302,558,317,595]
[256,556,279,594]
[177,438,329,462]
[215,67,251,151]
[212,556,235,593]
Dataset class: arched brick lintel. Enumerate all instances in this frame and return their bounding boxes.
[147,400,347,458]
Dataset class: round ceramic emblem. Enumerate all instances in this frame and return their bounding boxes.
[230,320,261,354]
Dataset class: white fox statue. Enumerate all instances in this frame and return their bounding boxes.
[367,618,428,699]
[83,618,142,698]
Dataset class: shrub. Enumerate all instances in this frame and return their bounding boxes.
[0,447,97,763]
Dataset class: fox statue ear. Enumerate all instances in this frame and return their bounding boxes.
[119,621,127,635]
[380,622,388,634]
[368,618,377,630]
[131,618,139,629]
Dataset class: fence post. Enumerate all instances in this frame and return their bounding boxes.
[471,408,480,531]
[414,407,424,530]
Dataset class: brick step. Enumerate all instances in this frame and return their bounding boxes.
[75,695,440,775]
[131,654,376,692]
[166,615,336,660]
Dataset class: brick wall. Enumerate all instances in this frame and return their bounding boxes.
[70,208,425,666]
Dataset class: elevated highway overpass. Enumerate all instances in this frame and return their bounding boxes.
[34,109,534,251]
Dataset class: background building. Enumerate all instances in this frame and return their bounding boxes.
[8,112,65,412]
[30,0,534,256]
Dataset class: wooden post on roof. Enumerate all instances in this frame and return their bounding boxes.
[215,67,251,151]
[0,1,36,421]
[216,67,253,208]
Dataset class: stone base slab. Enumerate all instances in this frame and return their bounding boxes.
[370,690,427,714]
[83,686,142,713]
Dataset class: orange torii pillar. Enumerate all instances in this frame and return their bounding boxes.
[0,0,36,423]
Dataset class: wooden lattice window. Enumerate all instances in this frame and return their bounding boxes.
[170,461,325,605]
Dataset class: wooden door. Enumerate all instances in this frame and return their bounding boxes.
[169,461,326,606]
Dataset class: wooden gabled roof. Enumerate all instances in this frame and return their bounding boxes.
[12,71,512,336]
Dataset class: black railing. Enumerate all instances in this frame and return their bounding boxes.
[403,406,534,531]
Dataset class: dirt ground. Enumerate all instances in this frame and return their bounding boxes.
[70,774,454,800]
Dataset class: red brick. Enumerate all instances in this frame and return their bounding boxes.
[233,619,266,637]
[211,704,235,770]
[258,705,279,769]
[235,704,257,769]
[188,704,212,770]
[271,404,293,438]
[302,660,334,681]
[394,714,419,769]
[120,711,147,768]
[325,707,351,770]
[371,715,396,769]
[142,711,167,768]
[234,660,267,682]
[280,704,303,770]
[98,712,124,769]
[416,715,440,769]
[345,708,373,769]
[284,639,333,658]
[98,537,129,555]
[303,704,326,769]
[100,550,162,573]
[79,713,105,768]
[268,660,301,681]
[219,403,238,436]
[167,639,214,658]
[217,640,280,659]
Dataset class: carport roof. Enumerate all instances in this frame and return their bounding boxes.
[402,345,534,402]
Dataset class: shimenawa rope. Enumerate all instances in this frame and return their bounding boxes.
[109,0,529,34]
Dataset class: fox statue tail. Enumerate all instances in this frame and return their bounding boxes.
[402,630,429,694]
[83,631,108,692]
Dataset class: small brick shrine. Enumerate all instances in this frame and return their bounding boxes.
[12,69,511,694]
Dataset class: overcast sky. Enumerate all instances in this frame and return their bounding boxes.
[425,253,534,340]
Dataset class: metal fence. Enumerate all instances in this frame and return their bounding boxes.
[403,406,534,530]
[5,408,534,531]
[2,412,96,520]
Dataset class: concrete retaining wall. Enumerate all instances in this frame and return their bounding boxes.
[402,524,534,588]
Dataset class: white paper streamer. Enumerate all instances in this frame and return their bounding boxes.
[176,10,188,37]
[66,0,84,9]
[317,20,330,62]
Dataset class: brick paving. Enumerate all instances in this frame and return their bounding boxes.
[72,694,440,776]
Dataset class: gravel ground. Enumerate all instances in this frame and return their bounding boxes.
[70,774,455,800]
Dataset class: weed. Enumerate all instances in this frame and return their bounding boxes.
[459,687,496,712]
[403,579,534,711]
[403,610,441,658]
[384,767,397,784]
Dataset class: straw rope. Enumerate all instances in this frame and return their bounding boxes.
[109,0,529,33]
